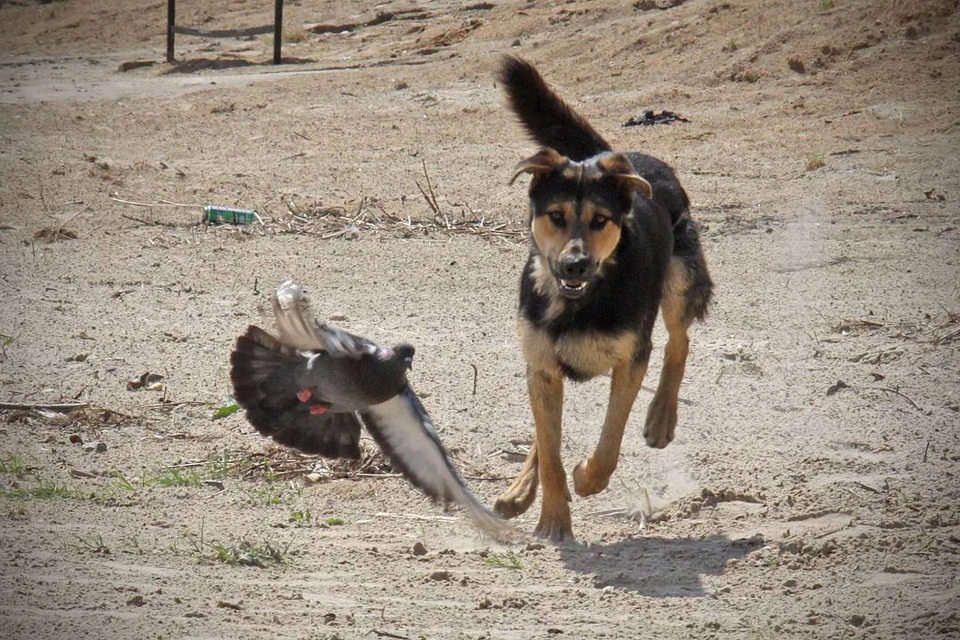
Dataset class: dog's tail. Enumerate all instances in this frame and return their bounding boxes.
[500,56,611,162]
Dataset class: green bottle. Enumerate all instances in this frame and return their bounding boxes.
[203,206,257,224]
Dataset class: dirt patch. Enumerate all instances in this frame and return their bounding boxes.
[1,0,958,638]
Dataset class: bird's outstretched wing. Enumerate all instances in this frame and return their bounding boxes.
[231,325,364,458]
[360,386,516,539]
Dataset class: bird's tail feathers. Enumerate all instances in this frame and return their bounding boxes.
[231,325,302,435]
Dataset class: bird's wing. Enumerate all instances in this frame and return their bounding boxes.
[272,281,376,358]
[270,408,364,459]
[231,327,364,459]
[360,386,519,541]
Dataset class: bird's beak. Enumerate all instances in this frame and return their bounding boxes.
[403,357,414,371]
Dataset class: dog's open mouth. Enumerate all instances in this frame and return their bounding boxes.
[557,277,589,298]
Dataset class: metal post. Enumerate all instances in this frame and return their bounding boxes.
[166,0,176,63]
[273,0,283,64]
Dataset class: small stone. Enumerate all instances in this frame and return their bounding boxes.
[412,541,427,556]
[783,579,798,588]
[478,598,492,610]
[82,441,107,453]
[525,542,545,551]
[850,614,866,627]
[429,570,451,581]
[126,595,145,606]
[69,434,83,444]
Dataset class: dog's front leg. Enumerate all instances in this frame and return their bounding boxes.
[573,358,649,497]
[528,365,573,541]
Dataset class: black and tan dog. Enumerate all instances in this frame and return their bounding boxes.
[494,57,713,541]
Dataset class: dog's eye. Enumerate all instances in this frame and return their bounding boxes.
[547,210,566,227]
[590,214,609,230]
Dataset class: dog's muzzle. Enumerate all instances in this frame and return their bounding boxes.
[556,254,595,298]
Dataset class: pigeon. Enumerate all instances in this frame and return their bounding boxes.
[230,281,517,541]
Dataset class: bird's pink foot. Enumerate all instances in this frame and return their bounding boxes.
[308,403,330,416]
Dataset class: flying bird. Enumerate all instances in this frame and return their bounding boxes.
[230,281,516,540]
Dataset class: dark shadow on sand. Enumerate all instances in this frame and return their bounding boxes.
[558,533,761,597]
[163,56,314,74]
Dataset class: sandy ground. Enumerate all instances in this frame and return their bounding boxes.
[0,0,958,638]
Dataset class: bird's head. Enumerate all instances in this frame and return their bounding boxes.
[375,343,416,371]
[394,343,415,370]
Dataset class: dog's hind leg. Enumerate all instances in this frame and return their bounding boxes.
[493,440,538,519]
[645,254,708,448]
[573,357,649,497]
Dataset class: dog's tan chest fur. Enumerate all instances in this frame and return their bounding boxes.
[555,331,637,377]
[520,317,637,378]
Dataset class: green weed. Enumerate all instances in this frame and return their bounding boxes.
[0,480,75,499]
[73,531,110,555]
[183,518,290,567]
[0,455,31,477]
[805,153,826,171]
[481,551,523,570]
[289,509,311,524]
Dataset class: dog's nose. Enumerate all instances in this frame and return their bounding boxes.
[559,255,592,279]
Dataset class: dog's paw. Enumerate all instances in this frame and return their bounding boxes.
[572,459,610,497]
[494,492,535,519]
[534,515,574,543]
[494,478,538,519]
[643,401,677,449]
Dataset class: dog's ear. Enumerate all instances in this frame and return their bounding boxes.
[509,148,566,186]
[597,152,653,199]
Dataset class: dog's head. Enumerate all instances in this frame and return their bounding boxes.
[511,148,652,299]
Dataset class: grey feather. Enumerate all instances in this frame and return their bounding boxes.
[361,388,518,540]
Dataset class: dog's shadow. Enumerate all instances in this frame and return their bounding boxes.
[558,533,760,597]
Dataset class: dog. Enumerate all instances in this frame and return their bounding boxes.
[493,57,713,542]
